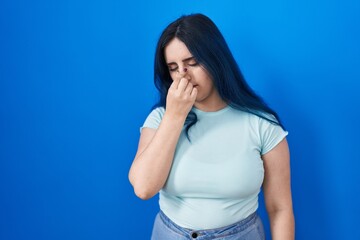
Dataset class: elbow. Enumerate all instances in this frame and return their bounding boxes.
[129,176,157,200]
[134,188,155,200]
[132,183,158,200]
[128,170,159,200]
[266,204,294,218]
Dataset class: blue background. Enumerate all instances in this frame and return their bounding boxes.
[1,0,359,239]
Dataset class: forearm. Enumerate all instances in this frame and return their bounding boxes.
[129,113,185,199]
[268,209,295,240]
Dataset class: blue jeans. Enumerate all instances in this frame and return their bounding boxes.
[151,211,265,240]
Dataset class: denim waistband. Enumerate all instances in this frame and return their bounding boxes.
[159,210,258,239]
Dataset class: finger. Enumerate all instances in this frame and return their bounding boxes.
[169,77,180,90]
[184,82,194,95]
[190,87,198,99]
[177,78,189,91]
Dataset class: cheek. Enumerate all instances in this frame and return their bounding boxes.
[169,72,177,81]
[195,66,210,77]
[195,70,213,85]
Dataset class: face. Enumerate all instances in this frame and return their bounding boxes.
[164,37,224,109]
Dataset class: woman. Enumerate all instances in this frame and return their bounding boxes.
[129,13,294,240]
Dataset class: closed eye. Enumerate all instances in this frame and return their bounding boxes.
[187,62,198,67]
[168,66,178,72]
[166,56,198,72]
[186,57,199,67]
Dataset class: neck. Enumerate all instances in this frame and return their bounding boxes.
[194,100,228,112]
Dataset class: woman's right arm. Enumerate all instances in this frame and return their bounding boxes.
[128,78,197,200]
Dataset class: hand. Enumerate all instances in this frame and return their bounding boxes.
[166,77,198,118]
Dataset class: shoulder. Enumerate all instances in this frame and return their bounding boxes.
[243,111,281,130]
[140,106,165,132]
[227,108,265,127]
[148,106,165,118]
[229,108,286,135]
[152,106,165,112]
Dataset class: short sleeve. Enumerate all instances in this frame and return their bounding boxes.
[258,116,288,155]
[139,107,165,133]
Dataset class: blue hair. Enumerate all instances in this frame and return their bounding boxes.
[153,13,285,139]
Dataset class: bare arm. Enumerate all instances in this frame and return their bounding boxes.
[262,138,295,240]
[128,78,197,200]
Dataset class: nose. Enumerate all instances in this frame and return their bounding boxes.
[177,67,188,77]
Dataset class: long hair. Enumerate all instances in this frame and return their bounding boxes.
[153,13,284,138]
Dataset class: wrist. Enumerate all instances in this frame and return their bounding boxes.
[163,111,187,126]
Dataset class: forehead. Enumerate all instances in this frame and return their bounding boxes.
[164,38,192,63]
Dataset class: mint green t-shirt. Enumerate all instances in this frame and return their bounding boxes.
[141,105,288,229]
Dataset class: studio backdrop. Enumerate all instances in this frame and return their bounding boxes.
[1,0,359,239]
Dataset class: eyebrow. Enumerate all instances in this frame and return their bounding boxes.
[166,56,195,65]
